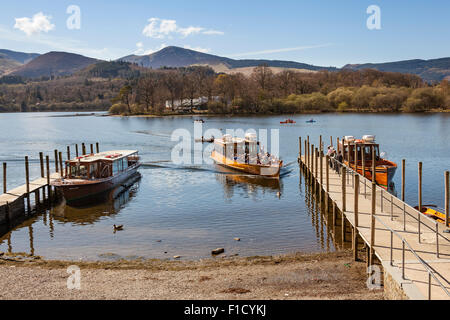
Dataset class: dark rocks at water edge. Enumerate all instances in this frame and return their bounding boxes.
[211,248,225,255]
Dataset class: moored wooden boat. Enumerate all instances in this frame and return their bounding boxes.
[51,150,141,203]
[340,135,397,189]
[211,134,283,177]
[280,119,296,124]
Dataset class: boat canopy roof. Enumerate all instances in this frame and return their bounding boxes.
[214,134,258,146]
[68,150,138,163]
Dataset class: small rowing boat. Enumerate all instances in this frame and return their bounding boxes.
[280,119,296,124]
[414,205,449,227]
[306,119,316,123]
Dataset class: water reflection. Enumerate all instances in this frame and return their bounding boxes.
[0,174,141,254]
[215,165,282,200]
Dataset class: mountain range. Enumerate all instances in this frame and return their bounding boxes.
[1,46,449,82]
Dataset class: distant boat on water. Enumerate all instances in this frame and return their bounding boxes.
[306,119,316,123]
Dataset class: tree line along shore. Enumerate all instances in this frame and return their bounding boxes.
[0,62,448,115]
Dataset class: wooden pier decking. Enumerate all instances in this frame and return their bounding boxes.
[299,137,450,300]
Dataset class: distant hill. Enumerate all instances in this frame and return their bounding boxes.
[344,57,450,82]
[0,49,40,64]
[9,52,99,78]
[119,46,337,72]
[0,56,22,75]
[0,49,40,76]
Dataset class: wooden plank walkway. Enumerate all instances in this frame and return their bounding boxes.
[0,173,60,206]
[300,154,450,300]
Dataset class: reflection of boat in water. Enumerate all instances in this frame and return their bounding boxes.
[280,119,296,124]
[215,171,282,200]
[211,133,283,177]
[52,173,141,224]
[340,135,397,190]
[51,150,141,204]
[414,205,449,227]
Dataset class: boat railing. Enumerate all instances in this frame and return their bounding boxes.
[328,156,450,300]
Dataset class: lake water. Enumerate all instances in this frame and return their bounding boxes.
[0,112,449,261]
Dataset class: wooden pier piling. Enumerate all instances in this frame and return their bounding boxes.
[67,146,71,161]
[82,143,86,156]
[59,152,63,178]
[76,144,79,157]
[39,152,44,178]
[90,144,94,154]
[2,162,6,194]
[446,171,449,227]
[402,159,406,202]
[25,156,30,214]
[54,150,59,173]
[46,155,51,201]
[96,142,99,153]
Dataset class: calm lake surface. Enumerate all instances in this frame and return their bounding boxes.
[0,112,449,261]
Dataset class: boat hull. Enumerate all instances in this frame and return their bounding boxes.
[211,151,282,177]
[52,164,141,203]
[346,161,397,189]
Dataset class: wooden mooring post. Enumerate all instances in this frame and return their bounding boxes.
[46,155,51,202]
[96,142,99,153]
[341,166,346,212]
[59,152,63,178]
[311,144,314,187]
[445,171,449,228]
[39,152,44,178]
[402,159,406,202]
[75,144,79,157]
[353,174,360,261]
[2,162,6,194]
[90,144,94,155]
[82,143,86,156]
[369,182,376,266]
[54,150,59,173]
[25,156,30,214]
[67,146,71,161]
[418,162,423,243]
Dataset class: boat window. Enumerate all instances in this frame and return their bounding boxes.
[70,164,88,179]
[89,163,98,179]
[112,161,119,175]
[123,158,128,170]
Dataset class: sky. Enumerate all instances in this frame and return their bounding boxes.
[0,0,448,67]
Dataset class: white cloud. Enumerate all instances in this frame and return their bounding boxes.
[183,45,210,54]
[202,30,225,36]
[142,18,223,39]
[14,12,55,36]
[0,25,124,60]
[229,44,333,58]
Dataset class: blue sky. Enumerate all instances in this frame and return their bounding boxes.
[0,0,448,67]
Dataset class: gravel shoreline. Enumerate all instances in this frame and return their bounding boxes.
[0,250,384,300]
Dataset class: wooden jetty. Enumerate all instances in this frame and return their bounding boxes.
[0,143,100,225]
[298,136,450,300]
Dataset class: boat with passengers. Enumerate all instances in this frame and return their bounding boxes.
[211,133,283,177]
[51,150,141,203]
